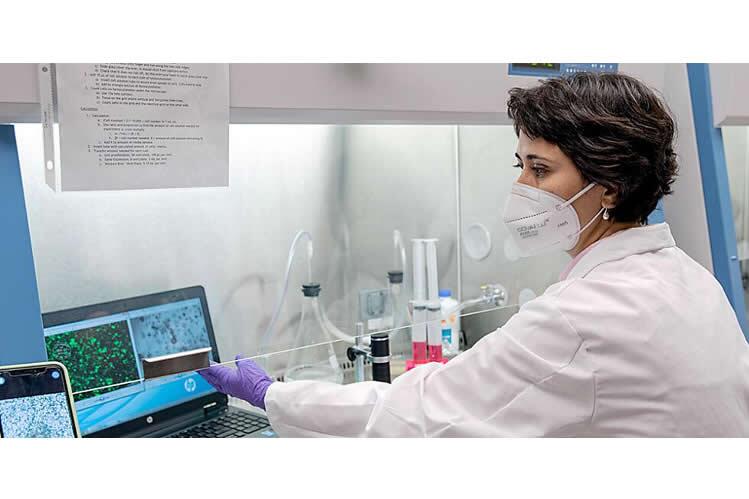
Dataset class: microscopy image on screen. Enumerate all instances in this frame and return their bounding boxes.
[130,302,210,360]
[0,393,75,438]
[45,321,140,401]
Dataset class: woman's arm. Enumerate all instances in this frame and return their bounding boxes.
[265,296,596,437]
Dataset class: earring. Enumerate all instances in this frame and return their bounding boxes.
[603,208,610,221]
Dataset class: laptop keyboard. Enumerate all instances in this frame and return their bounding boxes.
[170,411,271,438]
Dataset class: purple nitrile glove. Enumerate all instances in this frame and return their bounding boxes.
[198,354,274,410]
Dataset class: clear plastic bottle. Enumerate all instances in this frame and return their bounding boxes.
[439,289,460,357]
[387,271,411,358]
[284,283,344,384]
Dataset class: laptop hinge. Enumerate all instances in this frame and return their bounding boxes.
[203,401,222,417]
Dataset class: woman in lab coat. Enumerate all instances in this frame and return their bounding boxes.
[200,72,749,437]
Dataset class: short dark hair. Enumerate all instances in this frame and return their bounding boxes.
[507,72,678,224]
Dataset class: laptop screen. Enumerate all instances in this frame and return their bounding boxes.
[44,291,218,436]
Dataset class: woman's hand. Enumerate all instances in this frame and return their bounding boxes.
[198,355,274,410]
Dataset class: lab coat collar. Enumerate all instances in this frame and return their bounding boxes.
[563,223,676,280]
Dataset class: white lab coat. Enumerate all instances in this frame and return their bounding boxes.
[265,223,749,437]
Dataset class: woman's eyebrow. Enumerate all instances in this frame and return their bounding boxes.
[516,152,553,162]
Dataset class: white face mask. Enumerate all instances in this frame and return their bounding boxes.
[502,182,604,257]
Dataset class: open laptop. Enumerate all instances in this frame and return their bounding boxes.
[42,286,276,438]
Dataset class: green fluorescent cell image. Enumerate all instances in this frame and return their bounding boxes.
[45,321,139,401]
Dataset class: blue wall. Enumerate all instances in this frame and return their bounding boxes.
[0,125,47,365]
[647,199,665,225]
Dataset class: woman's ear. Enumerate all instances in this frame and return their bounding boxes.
[601,185,619,210]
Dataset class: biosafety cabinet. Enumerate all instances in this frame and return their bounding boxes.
[0,63,744,373]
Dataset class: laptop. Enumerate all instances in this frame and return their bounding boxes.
[42,286,276,438]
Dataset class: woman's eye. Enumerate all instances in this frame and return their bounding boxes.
[532,166,547,178]
[513,162,547,178]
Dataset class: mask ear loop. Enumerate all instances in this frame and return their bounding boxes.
[555,182,597,212]
[571,206,605,240]
[562,182,604,243]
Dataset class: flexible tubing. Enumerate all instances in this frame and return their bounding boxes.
[258,230,313,355]
[318,303,370,346]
